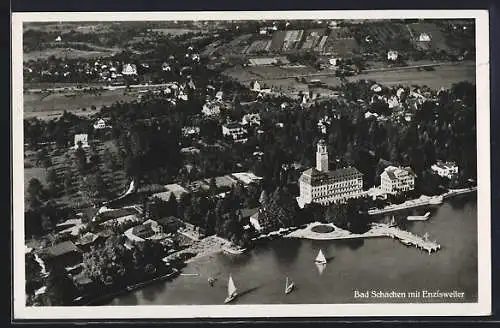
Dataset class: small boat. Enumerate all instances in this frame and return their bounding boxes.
[315,249,327,264]
[224,274,238,304]
[407,212,431,221]
[401,239,412,246]
[285,276,295,294]
[208,277,217,286]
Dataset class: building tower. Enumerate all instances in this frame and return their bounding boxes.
[316,139,329,172]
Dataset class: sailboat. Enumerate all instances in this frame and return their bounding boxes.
[285,276,295,294]
[224,274,238,304]
[315,249,327,264]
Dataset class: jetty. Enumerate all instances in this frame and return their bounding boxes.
[372,224,441,253]
[368,195,443,215]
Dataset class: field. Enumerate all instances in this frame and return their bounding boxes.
[23,47,118,62]
[346,62,475,89]
[149,28,206,36]
[24,140,128,209]
[408,23,450,52]
[23,88,139,120]
[225,61,475,97]
[23,22,118,34]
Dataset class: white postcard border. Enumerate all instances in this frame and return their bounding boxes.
[12,10,491,319]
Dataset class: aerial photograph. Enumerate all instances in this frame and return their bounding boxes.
[21,17,478,307]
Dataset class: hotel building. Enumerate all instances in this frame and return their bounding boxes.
[297,140,363,207]
[380,165,415,194]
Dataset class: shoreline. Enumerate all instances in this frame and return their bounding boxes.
[98,187,476,302]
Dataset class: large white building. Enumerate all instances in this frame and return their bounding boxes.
[222,122,248,143]
[380,166,415,194]
[297,140,363,207]
[431,161,459,179]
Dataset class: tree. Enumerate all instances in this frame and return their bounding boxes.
[81,173,105,206]
[74,147,87,173]
[63,171,73,194]
[209,177,217,194]
[46,168,59,195]
[42,266,77,306]
[27,178,44,206]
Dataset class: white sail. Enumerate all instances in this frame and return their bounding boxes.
[285,276,294,294]
[315,249,327,264]
[227,275,237,297]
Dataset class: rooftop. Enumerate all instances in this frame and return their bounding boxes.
[232,172,264,185]
[76,232,99,246]
[300,167,362,186]
[43,241,80,258]
[383,166,415,180]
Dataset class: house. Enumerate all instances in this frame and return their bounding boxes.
[370,84,382,93]
[387,50,399,61]
[418,32,431,42]
[329,57,341,66]
[215,91,224,101]
[231,172,264,185]
[431,161,459,179]
[364,111,379,119]
[222,122,248,143]
[73,134,89,149]
[55,36,62,42]
[93,118,110,130]
[241,113,261,126]
[150,184,190,202]
[387,96,400,109]
[131,223,156,239]
[380,166,415,194]
[202,101,221,116]
[122,63,138,76]
[182,126,200,137]
[75,232,101,251]
[157,216,185,234]
[41,241,82,269]
[251,81,261,92]
[161,62,171,71]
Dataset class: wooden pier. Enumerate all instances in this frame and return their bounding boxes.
[372,224,441,253]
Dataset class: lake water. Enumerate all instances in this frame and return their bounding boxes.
[109,194,477,305]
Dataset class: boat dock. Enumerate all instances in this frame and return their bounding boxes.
[372,224,441,253]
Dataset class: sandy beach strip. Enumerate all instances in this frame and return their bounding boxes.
[183,235,232,263]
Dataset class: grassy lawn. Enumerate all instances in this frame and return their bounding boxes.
[24,167,47,198]
[23,47,117,62]
[346,62,475,89]
[311,224,335,233]
[24,88,139,114]
[24,140,129,209]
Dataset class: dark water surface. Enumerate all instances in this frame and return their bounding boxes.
[109,195,477,305]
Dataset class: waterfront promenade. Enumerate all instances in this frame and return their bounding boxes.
[368,187,477,215]
[286,222,441,253]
